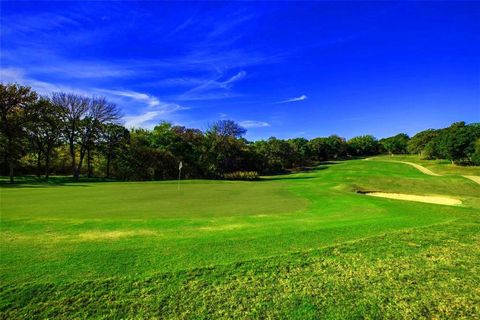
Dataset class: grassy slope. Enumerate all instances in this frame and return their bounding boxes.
[372,154,480,176]
[1,159,479,319]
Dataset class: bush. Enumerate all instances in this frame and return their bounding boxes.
[223,171,259,181]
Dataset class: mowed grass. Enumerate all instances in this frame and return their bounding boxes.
[1,159,479,319]
[372,154,480,176]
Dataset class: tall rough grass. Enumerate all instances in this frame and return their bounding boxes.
[223,171,259,181]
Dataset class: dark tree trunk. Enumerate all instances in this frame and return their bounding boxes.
[3,153,8,176]
[36,151,42,177]
[78,148,86,179]
[45,147,51,179]
[69,136,78,180]
[106,152,111,178]
[9,161,14,184]
[87,148,93,178]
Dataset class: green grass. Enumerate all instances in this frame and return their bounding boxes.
[372,154,480,176]
[1,158,479,319]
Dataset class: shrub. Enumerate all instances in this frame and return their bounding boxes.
[223,171,259,181]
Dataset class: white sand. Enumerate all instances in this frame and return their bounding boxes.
[365,192,461,206]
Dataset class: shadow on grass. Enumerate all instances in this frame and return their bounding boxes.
[1,161,342,187]
[260,162,340,181]
[0,176,119,188]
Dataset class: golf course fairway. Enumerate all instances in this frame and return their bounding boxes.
[1,157,479,319]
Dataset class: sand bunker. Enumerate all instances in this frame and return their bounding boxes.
[463,175,480,185]
[362,192,461,206]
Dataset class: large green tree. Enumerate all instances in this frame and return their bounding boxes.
[26,98,64,178]
[51,92,89,180]
[436,122,480,164]
[380,133,410,155]
[407,129,438,156]
[204,120,248,176]
[288,138,311,167]
[79,97,121,178]
[100,123,130,178]
[347,135,379,156]
[0,83,38,183]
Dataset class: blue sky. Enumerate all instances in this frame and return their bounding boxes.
[1,1,479,140]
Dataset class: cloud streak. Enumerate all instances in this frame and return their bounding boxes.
[123,105,183,128]
[96,89,188,128]
[0,67,187,129]
[177,70,247,101]
[239,120,271,128]
[96,89,160,107]
[278,95,307,103]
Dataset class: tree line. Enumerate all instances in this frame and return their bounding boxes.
[1,83,479,183]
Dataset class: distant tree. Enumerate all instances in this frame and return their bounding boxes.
[79,97,121,178]
[309,135,348,161]
[436,122,480,164]
[308,137,328,161]
[100,123,130,178]
[288,138,311,167]
[117,129,176,180]
[26,98,64,178]
[150,122,177,151]
[422,140,439,160]
[0,83,38,183]
[471,138,480,166]
[380,133,409,155]
[407,129,438,156]
[347,135,379,156]
[253,137,295,173]
[170,125,205,178]
[209,120,246,138]
[325,135,348,159]
[51,92,89,180]
[204,120,248,176]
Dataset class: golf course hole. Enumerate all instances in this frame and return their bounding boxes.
[357,191,462,206]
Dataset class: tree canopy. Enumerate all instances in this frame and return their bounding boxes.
[1,83,478,182]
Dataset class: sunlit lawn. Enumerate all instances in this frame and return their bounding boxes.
[1,158,479,319]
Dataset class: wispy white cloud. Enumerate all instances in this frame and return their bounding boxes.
[96,89,160,107]
[178,70,246,101]
[97,88,188,128]
[123,111,161,128]
[278,95,307,103]
[239,120,271,128]
[0,67,187,129]
[207,14,255,38]
[0,67,90,96]
[38,62,137,79]
[123,104,184,128]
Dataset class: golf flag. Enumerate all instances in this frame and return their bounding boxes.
[178,161,183,191]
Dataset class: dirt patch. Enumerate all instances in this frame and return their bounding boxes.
[463,175,480,186]
[79,230,157,241]
[359,191,461,206]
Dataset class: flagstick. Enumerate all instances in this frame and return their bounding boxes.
[177,167,181,191]
[177,161,182,191]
